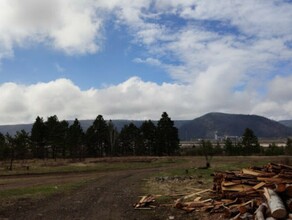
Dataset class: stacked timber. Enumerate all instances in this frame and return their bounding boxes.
[175,163,292,219]
[213,163,292,219]
[134,163,292,219]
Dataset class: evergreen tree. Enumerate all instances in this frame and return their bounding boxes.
[107,120,119,156]
[265,143,284,156]
[285,138,292,155]
[118,123,140,156]
[0,132,8,160]
[140,120,156,156]
[5,133,15,170]
[58,120,69,157]
[31,116,46,158]
[199,140,213,168]
[14,130,31,160]
[85,115,109,157]
[156,112,179,156]
[224,138,235,155]
[214,142,223,155]
[45,115,68,159]
[241,128,260,155]
[67,119,84,159]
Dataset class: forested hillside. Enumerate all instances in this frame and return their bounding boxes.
[179,112,292,140]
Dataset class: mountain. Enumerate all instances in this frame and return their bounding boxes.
[279,120,292,128]
[1,113,291,140]
[0,124,33,136]
[179,112,292,140]
[0,119,189,136]
[0,120,137,135]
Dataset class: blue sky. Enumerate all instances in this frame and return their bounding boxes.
[0,27,170,88]
[0,0,292,124]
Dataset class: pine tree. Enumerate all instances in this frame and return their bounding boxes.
[67,119,84,160]
[31,116,46,158]
[285,138,292,155]
[241,128,260,155]
[118,123,140,156]
[156,112,179,156]
[140,120,156,156]
[85,115,109,157]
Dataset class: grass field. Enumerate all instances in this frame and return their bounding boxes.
[144,156,292,203]
[0,156,290,206]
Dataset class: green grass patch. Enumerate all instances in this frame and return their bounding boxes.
[144,156,290,197]
[0,179,92,200]
[154,156,285,181]
[155,195,173,204]
[0,157,187,176]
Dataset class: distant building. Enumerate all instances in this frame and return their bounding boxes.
[179,135,287,149]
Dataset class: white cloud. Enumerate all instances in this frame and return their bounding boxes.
[1,75,292,124]
[0,0,103,56]
[250,75,292,120]
[0,77,255,124]
[0,0,292,123]
[268,75,292,103]
[133,57,162,66]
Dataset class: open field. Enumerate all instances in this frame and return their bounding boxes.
[0,156,291,219]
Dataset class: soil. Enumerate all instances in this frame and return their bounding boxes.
[0,167,216,220]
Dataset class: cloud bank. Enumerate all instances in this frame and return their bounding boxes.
[0,0,292,123]
[1,76,292,124]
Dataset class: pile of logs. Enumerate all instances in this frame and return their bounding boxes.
[134,195,157,209]
[175,163,292,219]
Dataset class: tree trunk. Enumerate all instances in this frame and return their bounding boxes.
[264,188,287,219]
[9,149,14,171]
[9,157,13,171]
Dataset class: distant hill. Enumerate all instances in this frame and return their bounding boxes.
[0,124,33,136]
[0,119,189,136]
[279,120,292,128]
[0,120,141,135]
[1,113,291,140]
[179,112,292,140]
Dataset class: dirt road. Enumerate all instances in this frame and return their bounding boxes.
[1,168,202,220]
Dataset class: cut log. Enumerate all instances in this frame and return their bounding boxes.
[223,206,239,219]
[134,195,156,209]
[258,177,290,184]
[279,163,292,170]
[221,184,252,192]
[286,198,292,211]
[254,203,267,220]
[278,173,292,179]
[286,184,292,197]
[222,181,239,187]
[242,168,261,176]
[194,196,201,201]
[264,188,287,219]
[253,182,266,190]
[187,201,206,208]
[181,189,211,200]
[230,212,241,220]
[275,182,286,192]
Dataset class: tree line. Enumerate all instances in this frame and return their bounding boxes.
[183,128,292,157]
[0,112,180,166]
[1,113,292,169]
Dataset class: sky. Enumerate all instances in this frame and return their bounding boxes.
[0,0,292,125]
